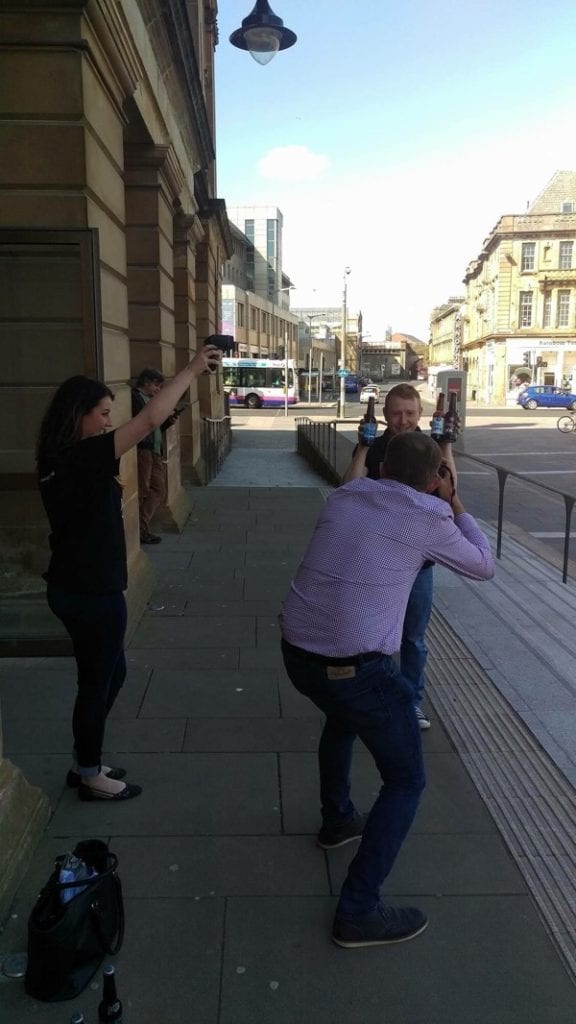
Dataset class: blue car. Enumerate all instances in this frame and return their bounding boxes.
[518,385,576,410]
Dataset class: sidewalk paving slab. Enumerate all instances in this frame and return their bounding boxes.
[1,426,576,1022]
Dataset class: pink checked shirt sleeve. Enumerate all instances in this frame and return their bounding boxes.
[281,478,494,657]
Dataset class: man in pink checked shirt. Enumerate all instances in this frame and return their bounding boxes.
[280,431,494,949]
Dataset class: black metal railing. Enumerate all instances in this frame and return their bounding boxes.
[295,417,345,485]
[295,417,576,583]
[453,450,576,583]
[201,415,232,484]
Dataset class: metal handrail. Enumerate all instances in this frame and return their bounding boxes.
[453,450,576,583]
[295,417,576,583]
[201,414,232,484]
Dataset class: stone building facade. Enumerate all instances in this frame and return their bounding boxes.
[221,220,300,360]
[0,0,231,916]
[429,298,466,375]
[433,171,576,404]
[292,306,362,383]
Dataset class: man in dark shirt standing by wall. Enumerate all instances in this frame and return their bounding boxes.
[342,383,457,729]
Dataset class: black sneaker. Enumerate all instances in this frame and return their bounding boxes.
[141,532,162,545]
[317,813,366,850]
[332,903,428,948]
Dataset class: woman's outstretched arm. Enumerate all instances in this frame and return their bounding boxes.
[114,345,221,458]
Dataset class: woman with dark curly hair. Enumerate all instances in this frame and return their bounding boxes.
[37,344,220,801]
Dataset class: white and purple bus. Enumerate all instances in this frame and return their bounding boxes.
[222,358,299,409]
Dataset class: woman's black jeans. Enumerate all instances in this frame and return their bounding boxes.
[47,587,127,777]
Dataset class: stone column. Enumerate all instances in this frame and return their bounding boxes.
[173,210,205,480]
[191,220,226,481]
[124,144,189,528]
[0,10,144,918]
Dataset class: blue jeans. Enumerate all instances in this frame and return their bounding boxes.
[400,564,433,706]
[47,587,127,776]
[281,640,425,918]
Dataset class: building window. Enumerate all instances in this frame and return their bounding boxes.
[559,240,573,269]
[244,219,255,291]
[543,293,552,328]
[266,219,276,259]
[561,201,575,214]
[266,219,277,296]
[521,242,535,272]
[557,290,571,328]
[519,291,533,327]
[237,302,244,327]
[261,311,267,332]
[250,307,257,330]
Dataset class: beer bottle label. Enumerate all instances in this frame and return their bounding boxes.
[443,414,456,441]
[430,414,444,439]
[361,422,377,445]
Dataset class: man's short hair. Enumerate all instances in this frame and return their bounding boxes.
[136,368,164,386]
[384,383,422,413]
[383,432,441,491]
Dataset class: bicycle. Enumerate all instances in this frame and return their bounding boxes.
[556,413,576,433]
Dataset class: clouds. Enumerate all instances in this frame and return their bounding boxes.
[271,116,576,340]
[224,107,576,341]
[258,145,330,182]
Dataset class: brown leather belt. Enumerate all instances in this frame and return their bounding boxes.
[282,639,382,667]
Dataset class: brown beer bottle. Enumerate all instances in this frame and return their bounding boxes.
[98,964,122,1023]
[360,396,377,446]
[442,392,458,443]
[430,392,445,443]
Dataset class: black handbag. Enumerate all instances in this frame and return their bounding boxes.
[25,839,124,1002]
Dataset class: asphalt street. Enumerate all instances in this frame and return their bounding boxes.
[235,393,576,563]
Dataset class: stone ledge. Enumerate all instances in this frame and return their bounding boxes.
[0,758,50,925]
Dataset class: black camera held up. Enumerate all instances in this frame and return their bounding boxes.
[205,334,236,354]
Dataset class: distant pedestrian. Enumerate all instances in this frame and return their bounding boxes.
[281,432,494,947]
[36,344,220,801]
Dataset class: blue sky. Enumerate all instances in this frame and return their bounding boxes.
[215,0,576,340]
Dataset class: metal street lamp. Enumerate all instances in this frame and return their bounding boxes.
[230,1,297,65]
[338,267,351,419]
[271,285,295,417]
[307,313,326,404]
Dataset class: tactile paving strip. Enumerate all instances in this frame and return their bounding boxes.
[427,608,576,977]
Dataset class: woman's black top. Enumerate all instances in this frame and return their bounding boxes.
[39,431,127,594]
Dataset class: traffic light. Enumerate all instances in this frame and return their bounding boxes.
[522,352,530,366]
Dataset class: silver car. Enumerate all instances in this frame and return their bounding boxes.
[359,385,381,404]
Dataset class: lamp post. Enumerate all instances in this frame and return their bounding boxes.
[230,0,297,65]
[338,267,351,419]
[271,285,295,417]
[307,313,325,404]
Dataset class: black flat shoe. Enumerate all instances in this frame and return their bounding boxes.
[78,782,142,802]
[66,766,127,789]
